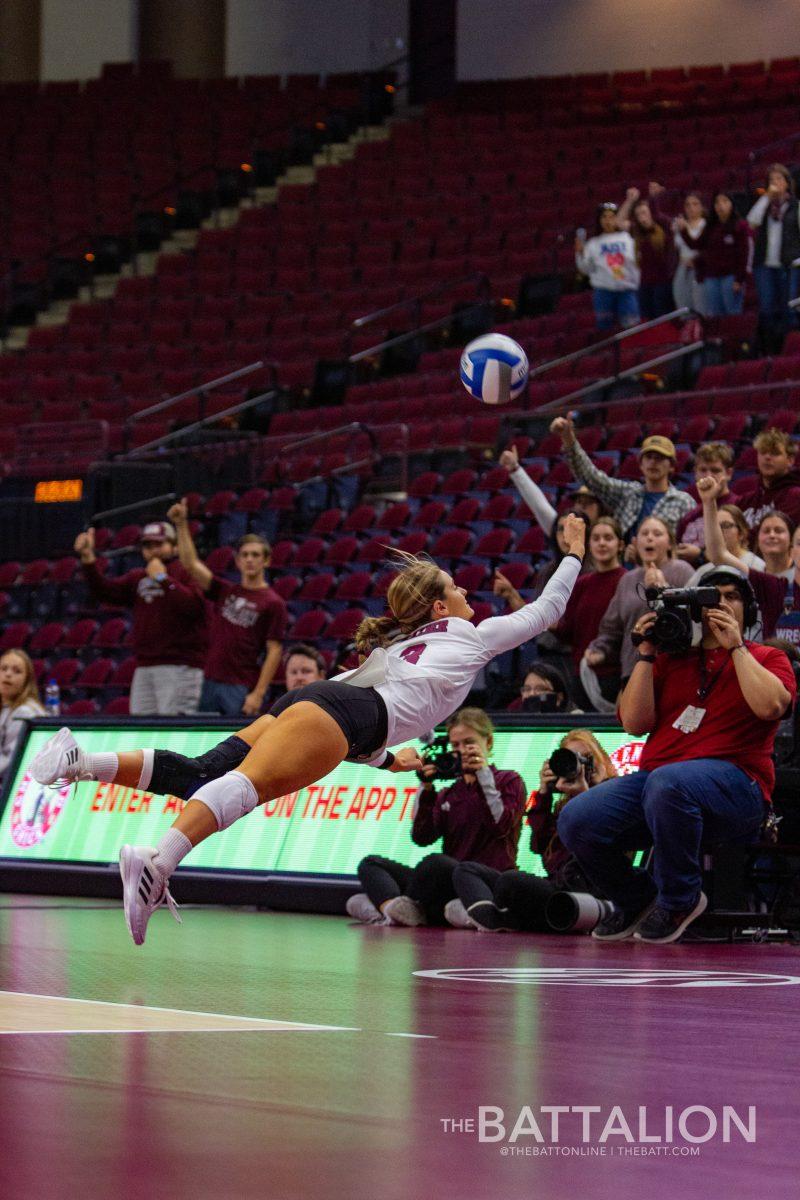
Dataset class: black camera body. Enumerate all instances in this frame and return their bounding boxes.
[544,744,594,792]
[419,733,462,782]
[637,585,722,655]
[547,747,593,788]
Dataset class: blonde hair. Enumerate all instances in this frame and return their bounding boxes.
[559,729,617,782]
[0,649,41,711]
[695,441,733,468]
[754,427,796,457]
[446,706,494,752]
[354,551,446,655]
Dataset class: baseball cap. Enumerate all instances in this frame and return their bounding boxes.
[639,435,676,461]
[140,521,177,543]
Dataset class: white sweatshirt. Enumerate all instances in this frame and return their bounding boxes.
[335,554,582,764]
[576,231,640,291]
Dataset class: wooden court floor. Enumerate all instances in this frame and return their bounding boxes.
[1,895,798,1200]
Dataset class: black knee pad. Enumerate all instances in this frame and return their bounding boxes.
[150,735,250,800]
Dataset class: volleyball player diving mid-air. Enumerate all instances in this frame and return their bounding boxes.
[32,519,585,945]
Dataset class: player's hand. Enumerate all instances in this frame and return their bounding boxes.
[732,281,742,292]
[676,542,703,562]
[626,186,641,203]
[241,690,264,717]
[74,527,96,562]
[168,498,188,525]
[390,747,426,773]
[623,542,638,564]
[632,610,659,655]
[146,557,166,579]
[499,446,519,471]
[706,599,742,650]
[648,181,665,197]
[561,512,586,558]
[583,648,606,668]
[549,415,576,447]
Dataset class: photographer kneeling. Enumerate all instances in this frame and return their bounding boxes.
[348,709,527,927]
[449,731,616,932]
[557,572,796,942]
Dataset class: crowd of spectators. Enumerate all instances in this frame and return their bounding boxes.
[576,164,800,345]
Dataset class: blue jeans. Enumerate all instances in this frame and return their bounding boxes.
[200,678,249,716]
[557,759,764,912]
[754,264,799,317]
[703,275,744,316]
[592,287,640,331]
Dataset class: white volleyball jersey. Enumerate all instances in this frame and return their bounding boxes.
[334,554,582,764]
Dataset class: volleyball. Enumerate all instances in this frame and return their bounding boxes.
[459,334,529,405]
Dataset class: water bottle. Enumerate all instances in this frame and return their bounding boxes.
[44,679,61,717]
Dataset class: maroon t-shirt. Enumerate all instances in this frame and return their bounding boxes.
[82,558,207,668]
[554,566,626,672]
[204,578,287,688]
[747,568,789,640]
[640,643,796,801]
[411,767,527,871]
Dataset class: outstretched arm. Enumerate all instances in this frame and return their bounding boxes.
[476,516,585,657]
[699,476,746,572]
[501,445,557,533]
[168,499,212,591]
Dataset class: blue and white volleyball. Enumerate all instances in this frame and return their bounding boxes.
[460,334,529,405]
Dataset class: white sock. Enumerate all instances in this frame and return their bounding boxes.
[85,752,118,783]
[152,828,193,877]
[137,749,154,790]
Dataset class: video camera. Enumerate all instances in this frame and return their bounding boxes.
[634,585,722,655]
[419,733,462,782]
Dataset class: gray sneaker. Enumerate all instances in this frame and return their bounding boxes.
[382,896,426,926]
[592,900,656,941]
[346,893,382,923]
[634,893,708,944]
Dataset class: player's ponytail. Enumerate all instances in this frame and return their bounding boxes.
[354,551,446,655]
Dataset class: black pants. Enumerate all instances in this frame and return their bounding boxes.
[358,853,459,924]
[453,862,558,933]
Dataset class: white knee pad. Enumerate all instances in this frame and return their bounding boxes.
[191,770,259,831]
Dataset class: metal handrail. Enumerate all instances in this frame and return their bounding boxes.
[125,361,271,425]
[348,297,489,364]
[122,387,279,459]
[528,307,692,378]
[534,341,705,414]
[555,371,800,417]
[351,272,490,330]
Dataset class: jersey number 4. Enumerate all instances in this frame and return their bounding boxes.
[399,642,426,665]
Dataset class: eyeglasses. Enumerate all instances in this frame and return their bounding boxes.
[718,522,737,532]
[521,684,555,698]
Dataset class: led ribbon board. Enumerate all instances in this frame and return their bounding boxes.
[0,723,644,876]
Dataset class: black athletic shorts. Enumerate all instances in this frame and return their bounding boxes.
[269,681,388,760]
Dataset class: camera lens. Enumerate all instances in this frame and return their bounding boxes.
[548,748,580,781]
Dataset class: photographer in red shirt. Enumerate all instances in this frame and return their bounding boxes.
[557,569,795,943]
